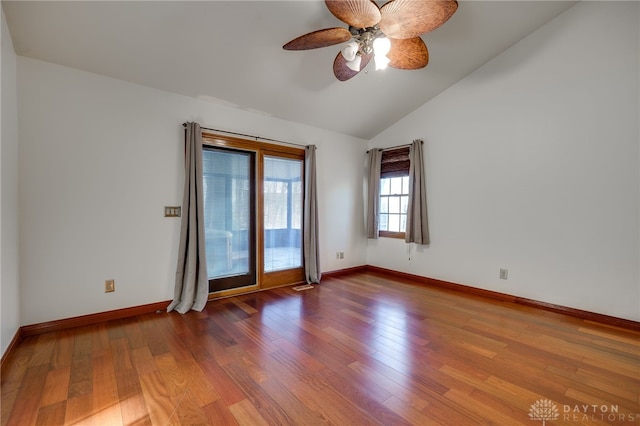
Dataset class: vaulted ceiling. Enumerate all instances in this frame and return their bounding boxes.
[3,1,576,139]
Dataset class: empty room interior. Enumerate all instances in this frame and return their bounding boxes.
[1,1,639,425]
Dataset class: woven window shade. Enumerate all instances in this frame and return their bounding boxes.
[380,147,410,178]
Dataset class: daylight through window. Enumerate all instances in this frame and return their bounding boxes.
[379,146,410,238]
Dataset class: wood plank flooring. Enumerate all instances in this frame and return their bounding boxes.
[2,271,639,425]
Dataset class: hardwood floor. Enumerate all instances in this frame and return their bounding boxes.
[2,271,639,425]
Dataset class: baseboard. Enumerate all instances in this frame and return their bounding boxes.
[1,328,24,371]
[20,300,171,337]
[11,264,639,344]
[322,265,368,279]
[365,265,640,332]
[12,265,360,340]
[16,268,370,339]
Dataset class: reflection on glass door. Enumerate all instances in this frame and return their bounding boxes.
[263,156,303,272]
[202,147,256,292]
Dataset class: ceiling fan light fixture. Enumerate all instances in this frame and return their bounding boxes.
[346,54,362,72]
[360,30,376,55]
[373,36,391,70]
[342,41,359,62]
[374,54,390,71]
[372,36,391,56]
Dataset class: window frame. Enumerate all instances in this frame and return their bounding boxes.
[202,146,257,291]
[378,147,410,240]
[379,176,410,239]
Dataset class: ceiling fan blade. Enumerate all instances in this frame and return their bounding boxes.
[387,37,429,70]
[283,27,352,50]
[325,0,381,29]
[379,0,458,39]
[333,51,372,81]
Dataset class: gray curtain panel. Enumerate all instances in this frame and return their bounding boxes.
[304,145,321,284]
[405,139,430,245]
[168,122,209,313]
[366,149,382,239]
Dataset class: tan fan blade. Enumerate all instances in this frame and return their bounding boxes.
[387,37,429,70]
[325,0,381,29]
[379,0,458,39]
[333,52,373,81]
[283,28,352,50]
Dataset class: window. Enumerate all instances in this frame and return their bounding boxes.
[380,176,409,236]
[379,147,410,239]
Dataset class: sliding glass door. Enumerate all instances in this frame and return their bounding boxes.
[263,156,303,272]
[201,134,306,294]
[202,147,256,292]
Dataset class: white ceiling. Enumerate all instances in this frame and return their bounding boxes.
[3,1,577,139]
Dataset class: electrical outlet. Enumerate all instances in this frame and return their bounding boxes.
[499,269,508,280]
[105,279,115,293]
[336,252,340,259]
[339,251,344,259]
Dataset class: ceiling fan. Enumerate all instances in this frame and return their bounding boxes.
[283,0,458,81]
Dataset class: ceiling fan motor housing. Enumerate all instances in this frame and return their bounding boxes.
[349,26,385,55]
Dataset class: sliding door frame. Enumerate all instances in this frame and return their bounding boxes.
[202,146,257,293]
[201,132,306,298]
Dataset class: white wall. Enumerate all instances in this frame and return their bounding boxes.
[367,1,640,321]
[1,6,20,355]
[12,1,639,329]
[17,57,367,325]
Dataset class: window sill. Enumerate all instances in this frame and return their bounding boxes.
[379,231,405,240]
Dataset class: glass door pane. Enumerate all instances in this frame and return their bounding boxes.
[203,147,256,292]
[263,156,302,272]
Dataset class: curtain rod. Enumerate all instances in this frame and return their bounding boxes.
[183,123,307,148]
[366,140,422,154]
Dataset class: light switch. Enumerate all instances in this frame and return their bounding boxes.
[164,206,181,217]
